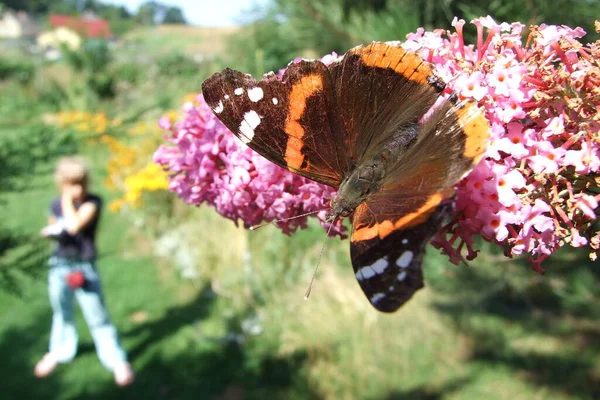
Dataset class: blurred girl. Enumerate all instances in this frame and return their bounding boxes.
[35,156,134,387]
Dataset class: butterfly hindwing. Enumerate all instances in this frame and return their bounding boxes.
[348,94,489,312]
[350,201,452,312]
[202,61,349,187]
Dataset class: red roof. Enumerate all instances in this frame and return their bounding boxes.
[49,15,112,39]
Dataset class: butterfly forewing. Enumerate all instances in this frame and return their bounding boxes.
[202,61,349,187]
[328,42,446,162]
[387,98,489,187]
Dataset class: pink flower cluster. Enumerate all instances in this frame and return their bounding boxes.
[154,17,600,270]
[153,93,346,237]
[407,17,600,270]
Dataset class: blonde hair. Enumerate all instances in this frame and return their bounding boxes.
[54,156,90,188]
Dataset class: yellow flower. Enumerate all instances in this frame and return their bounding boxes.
[127,121,148,136]
[48,110,117,136]
[76,122,89,132]
[163,110,180,123]
[109,199,124,212]
[123,187,141,208]
[102,119,172,210]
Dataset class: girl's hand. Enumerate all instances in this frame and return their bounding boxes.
[41,216,58,238]
[40,222,65,238]
[61,182,84,203]
[61,188,75,203]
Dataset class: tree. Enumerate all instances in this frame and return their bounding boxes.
[135,1,161,25]
[226,0,419,75]
[134,1,185,25]
[163,6,186,24]
[226,0,599,76]
[0,0,52,14]
[95,3,135,36]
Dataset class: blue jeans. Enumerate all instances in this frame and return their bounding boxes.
[47,256,128,371]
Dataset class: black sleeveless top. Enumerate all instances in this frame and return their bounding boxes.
[49,194,102,261]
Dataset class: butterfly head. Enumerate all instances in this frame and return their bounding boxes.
[327,162,385,222]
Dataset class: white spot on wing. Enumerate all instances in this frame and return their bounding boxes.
[371,258,388,274]
[245,110,261,128]
[397,271,407,281]
[370,293,386,304]
[272,98,278,105]
[355,258,388,281]
[239,110,261,144]
[224,94,230,99]
[396,251,414,268]
[234,88,244,95]
[247,87,264,102]
[401,238,408,244]
[356,266,375,281]
[213,100,223,114]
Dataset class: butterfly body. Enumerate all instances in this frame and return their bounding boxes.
[327,122,419,221]
[202,42,490,312]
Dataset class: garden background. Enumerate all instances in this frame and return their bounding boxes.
[0,0,598,399]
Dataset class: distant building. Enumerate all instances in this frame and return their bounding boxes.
[0,10,40,39]
[49,13,112,39]
[37,13,113,53]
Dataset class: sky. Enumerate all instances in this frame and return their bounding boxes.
[101,0,269,27]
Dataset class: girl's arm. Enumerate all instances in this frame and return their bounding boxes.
[61,194,98,235]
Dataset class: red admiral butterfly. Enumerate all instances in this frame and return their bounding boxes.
[202,42,489,312]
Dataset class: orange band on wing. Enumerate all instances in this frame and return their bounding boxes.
[284,74,324,170]
[455,101,490,162]
[351,193,445,242]
[357,43,432,84]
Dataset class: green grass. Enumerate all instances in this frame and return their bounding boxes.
[119,25,239,59]
[1,29,599,400]
[0,109,312,399]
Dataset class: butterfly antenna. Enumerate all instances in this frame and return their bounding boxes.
[249,208,327,231]
[304,220,336,300]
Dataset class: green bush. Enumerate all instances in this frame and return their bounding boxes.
[60,39,116,99]
[156,53,201,77]
[61,39,112,75]
[87,73,116,99]
[113,62,142,84]
[0,57,35,85]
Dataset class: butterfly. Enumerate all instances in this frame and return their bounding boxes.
[201,42,489,312]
